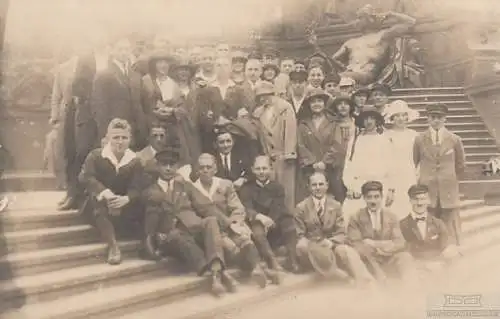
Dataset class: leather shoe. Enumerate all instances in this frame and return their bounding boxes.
[144,235,161,261]
[210,272,226,297]
[264,267,283,285]
[58,196,79,211]
[107,244,122,265]
[221,271,238,293]
[251,266,267,288]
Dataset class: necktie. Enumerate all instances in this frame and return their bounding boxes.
[223,155,230,176]
[317,204,324,226]
[415,217,426,223]
[435,129,439,145]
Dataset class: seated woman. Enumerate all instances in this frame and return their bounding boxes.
[297,88,345,203]
[79,119,144,265]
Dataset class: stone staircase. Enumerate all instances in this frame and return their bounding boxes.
[391,87,500,198]
[1,190,500,319]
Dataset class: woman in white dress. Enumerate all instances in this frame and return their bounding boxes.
[384,99,420,220]
[342,106,395,223]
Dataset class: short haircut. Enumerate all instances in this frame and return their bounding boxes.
[198,153,216,165]
[361,180,383,195]
[253,155,271,167]
[308,171,328,184]
[107,118,131,134]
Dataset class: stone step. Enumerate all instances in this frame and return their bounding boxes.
[460,179,500,199]
[1,209,81,232]
[0,259,171,309]
[0,241,141,278]
[465,152,500,162]
[392,87,465,95]
[403,100,472,109]
[389,93,468,102]
[5,191,66,211]
[442,130,491,139]
[463,144,500,154]
[2,172,59,192]
[412,114,482,124]
[461,137,496,146]
[407,122,486,131]
[3,225,98,254]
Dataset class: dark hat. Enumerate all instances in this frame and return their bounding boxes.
[407,184,429,198]
[354,105,384,128]
[294,60,307,67]
[148,50,177,65]
[322,73,341,86]
[361,180,383,195]
[231,51,248,63]
[289,70,308,82]
[369,83,392,96]
[331,95,355,112]
[304,88,330,106]
[352,87,371,97]
[426,103,448,115]
[307,240,336,277]
[262,63,280,76]
[171,56,197,75]
[155,148,180,165]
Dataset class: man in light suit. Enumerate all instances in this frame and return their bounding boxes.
[189,154,279,287]
[347,181,418,283]
[413,103,466,246]
[50,56,78,191]
[295,172,375,284]
[253,81,297,211]
[400,184,459,269]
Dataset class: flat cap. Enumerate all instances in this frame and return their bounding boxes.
[426,103,448,115]
[289,70,308,82]
[155,147,180,165]
[254,81,276,97]
[407,184,429,198]
[361,180,384,195]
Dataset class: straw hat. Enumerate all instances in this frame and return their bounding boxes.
[384,100,420,124]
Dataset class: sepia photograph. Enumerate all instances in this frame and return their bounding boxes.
[0,0,500,318]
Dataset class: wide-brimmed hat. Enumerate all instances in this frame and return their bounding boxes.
[307,240,336,276]
[148,50,177,65]
[262,63,280,76]
[384,99,420,123]
[289,70,308,82]
[231,51,248,64]
[330,95,356,113]
[322,73,341,86]
[171,56,197,75]
[352,87,371,97]
[304,88,330,106]
[355,105,385,128]
[255,81,276,97]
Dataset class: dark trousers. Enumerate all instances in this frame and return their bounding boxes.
[160,216,225,276]
[429,201,461,246]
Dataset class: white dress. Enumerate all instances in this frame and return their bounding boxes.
[342,132,394,224]
[386,128,419,220]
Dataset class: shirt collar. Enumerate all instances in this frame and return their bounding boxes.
[101,144,136,171]
[256,179,270,188]
[411,211,427,221]
[112,59,128,74]
[368,207,382,216]
[157,178,174,192]
[312,196,326,210]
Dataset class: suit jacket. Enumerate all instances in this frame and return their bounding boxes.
[190,177,246,224]
[238,179,292,222]
[399,213,449,259]
[144,178,229,234]
[50,57,78,124]
[413,128,465,208]
[297,114,343,169]
[91,61,147,149]
[295,195,345,243]
[347,207,405,258]
[214,83,255,119]
[214,150,251,182]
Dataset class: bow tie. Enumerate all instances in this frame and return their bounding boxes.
[415,217,426,223]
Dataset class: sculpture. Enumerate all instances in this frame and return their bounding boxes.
[330,5,417,86]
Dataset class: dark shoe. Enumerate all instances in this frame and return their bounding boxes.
[58,194,69,205]
[284,258,300,274]
[264,267,282,285]
[221,271,238,293]
[268,257,284,271]
[144,235,161,261]
[58,196,78,211]
[251,266,267,288]
[210,272,226,297]
[107,244,122,265]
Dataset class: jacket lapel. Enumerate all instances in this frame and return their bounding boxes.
[407,216,424,241]
[360,208,375,239]
[321,196,337,231]
[422,129,438,158]
[438,129,454,156]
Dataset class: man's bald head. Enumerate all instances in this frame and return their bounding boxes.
[309,172,328,199]
[252,155,272,183]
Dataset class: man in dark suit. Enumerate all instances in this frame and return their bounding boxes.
[413,103,466,246]
[399,184,459,266]
[91,36,148,152]
[143,148,237,297]
[239,155,298,273]
[213,129,252,188]
[347,181,419,283]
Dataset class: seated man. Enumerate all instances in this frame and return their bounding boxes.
[79,119,144,265]
[212,129,252,188]
[143,148,236,296]
[136,123,167,166]
[239,155,298,273]
[399,184,460,270]
[295,172,375,284]
[190,153,278,287]
[347,180,419,283]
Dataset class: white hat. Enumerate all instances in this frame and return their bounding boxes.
[339,77,356,87]
[384,99,420,123]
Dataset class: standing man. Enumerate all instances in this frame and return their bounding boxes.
[245,58,263,91]
[253,81,297,211]
[91,37,148,151]
[195,47,217,87]
[274,57,295,98]
[413,103,465,246]
[286,70,308,116]
[239,155,299,273]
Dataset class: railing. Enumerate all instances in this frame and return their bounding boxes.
[423,58,474,88]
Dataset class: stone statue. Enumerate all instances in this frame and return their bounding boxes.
[330,4,417,86]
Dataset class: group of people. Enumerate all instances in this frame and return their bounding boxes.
[48,23,466,296]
